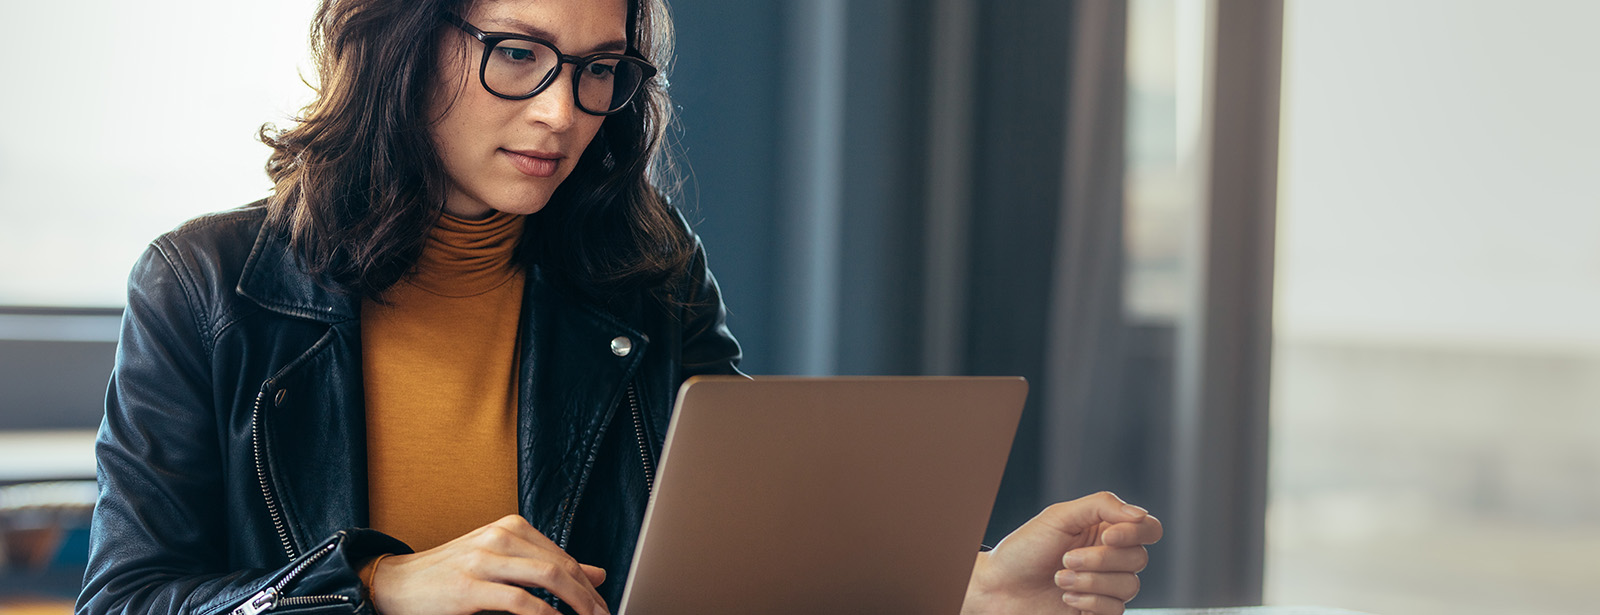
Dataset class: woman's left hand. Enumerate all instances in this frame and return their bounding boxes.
[961,491,1164,615]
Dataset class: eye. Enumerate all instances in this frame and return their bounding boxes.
[584,61,617,78]
[497,47,535,62]
[491,39,548,66]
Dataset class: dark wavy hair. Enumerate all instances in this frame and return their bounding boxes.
[260,0,691,301]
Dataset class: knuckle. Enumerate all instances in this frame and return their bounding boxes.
[1084,593,1122,615]
[517,594,559,615]
[1079,550,1104,568]
[495,586,549,615]
[479,528,508,548]
[497,513,528,527]
[532,558,561,581]
[472,583,512,611]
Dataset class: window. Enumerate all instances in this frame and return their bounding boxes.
[1268,2,1600,613]
[0,1,319,307]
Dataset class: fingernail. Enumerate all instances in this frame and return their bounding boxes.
[1063,552,1085,569]
[1063,592,1090,607]
[1055,570,1078,589]
[1122,504,1148,517]
[594,601,610,615]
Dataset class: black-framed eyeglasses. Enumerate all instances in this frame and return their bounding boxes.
[444,12,658,116]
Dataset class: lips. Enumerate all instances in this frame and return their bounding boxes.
[501,148,562,178]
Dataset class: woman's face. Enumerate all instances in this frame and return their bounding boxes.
[430,0,627,220]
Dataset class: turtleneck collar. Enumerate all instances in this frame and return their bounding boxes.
[406,210,526,298]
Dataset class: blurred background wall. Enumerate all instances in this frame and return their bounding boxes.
[1267,1,1600,614]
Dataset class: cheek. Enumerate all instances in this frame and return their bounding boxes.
[424,39,483,142]
[429,88,503,168]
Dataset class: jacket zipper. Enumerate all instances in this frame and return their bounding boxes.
[252,386,298,561]
[557,382,653,546]
[229,541,351,615]
[628,384,656,496]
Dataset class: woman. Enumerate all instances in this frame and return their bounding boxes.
[77,1,1162,614]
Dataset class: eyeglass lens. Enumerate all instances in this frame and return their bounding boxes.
[484,39,646,114]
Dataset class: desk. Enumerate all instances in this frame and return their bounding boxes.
[1131,609,1373,615]
[0,605,1374,615]
[0,433,1378,615]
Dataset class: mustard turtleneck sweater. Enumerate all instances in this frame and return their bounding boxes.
[361,210,526,552]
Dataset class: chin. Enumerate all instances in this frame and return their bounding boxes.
[495,201,551,216]
[487,189,557,216]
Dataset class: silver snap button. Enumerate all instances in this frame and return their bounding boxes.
[610,336,633,357]
[274,389,287,407]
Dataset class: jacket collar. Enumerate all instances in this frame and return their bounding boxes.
[237,219,361,323]
[236,214,656,550]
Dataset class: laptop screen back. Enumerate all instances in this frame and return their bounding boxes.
[618,376,1027,615]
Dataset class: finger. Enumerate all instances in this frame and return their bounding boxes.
[1063,545,1149,573]
[483,553,609,615]
[1038,492,1150,535]
[1055,570,1141,602]
[472,580,562,615]
[581,563,608,587]
[1063,591,1127,615]
[471,518,608,611]
[1100,515,1163,547]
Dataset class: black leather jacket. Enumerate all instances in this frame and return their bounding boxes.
[77,204,743,615]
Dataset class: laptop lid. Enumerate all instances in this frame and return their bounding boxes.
[617,376,1027,615]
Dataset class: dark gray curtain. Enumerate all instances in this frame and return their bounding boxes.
[672,0,1187,605]
[670,0,1281,607]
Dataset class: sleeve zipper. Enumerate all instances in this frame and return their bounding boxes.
[229,541,352,615]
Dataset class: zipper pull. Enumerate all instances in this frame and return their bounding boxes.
[231,587,278,615]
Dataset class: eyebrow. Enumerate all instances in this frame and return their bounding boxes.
[482,17,629,54]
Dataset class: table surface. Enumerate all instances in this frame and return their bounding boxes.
[0,604,1374,615]
[1131,608,1373,615]
[1,433,1376,615]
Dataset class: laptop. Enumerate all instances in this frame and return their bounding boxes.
[617,376,1027,615]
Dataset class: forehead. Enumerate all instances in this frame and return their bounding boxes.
[471,0,630,50]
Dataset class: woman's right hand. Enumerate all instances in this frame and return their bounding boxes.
[368,514,609,615]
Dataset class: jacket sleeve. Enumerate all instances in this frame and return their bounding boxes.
[77,242,406,615]
[674,230,745,379]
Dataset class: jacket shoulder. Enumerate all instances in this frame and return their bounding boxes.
[134,201,271,343]
[153,201,269,264]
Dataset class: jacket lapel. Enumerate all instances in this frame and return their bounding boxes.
[236,220,359,324]
[234,219,648,551]
[236,222,368,551]
[517,267,648,545]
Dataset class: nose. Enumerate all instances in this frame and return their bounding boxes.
[522,64,579,131]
